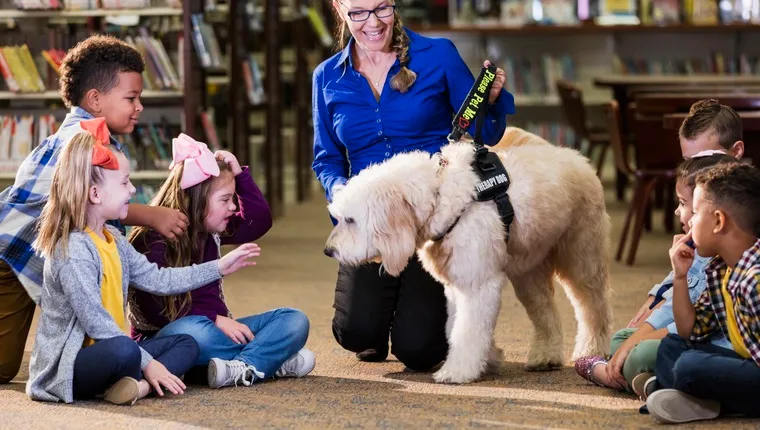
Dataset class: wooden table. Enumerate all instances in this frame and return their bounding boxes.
[594,74,760,131]
[663,111,760,131]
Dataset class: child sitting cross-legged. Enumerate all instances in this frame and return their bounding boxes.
[26,123,259,405]
[127,135,314,389]
[575,153,740,397]
[646,162,760,424]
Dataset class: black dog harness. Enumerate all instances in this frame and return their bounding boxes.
[434,65,515,241]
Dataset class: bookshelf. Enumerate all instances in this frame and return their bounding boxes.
[0,1,217,205]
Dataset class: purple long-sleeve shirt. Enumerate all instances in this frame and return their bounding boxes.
[128,166,272,340]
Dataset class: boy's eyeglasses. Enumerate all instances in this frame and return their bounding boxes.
[341,3,396,22]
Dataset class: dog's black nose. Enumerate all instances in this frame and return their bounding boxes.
[324,247,335,257]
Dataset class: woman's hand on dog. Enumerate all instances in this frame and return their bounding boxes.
[669,232,695,280]
[483,60,507,105]
[216,315,255,344]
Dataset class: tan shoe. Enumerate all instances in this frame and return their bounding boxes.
[631,372,655,399]
[103,377,140,405]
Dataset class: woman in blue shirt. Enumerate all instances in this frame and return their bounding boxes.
[312,0,515,370]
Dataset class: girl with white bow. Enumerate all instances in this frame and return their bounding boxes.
[127,134,315,389]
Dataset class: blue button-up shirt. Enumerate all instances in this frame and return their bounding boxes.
[312,29,515,204]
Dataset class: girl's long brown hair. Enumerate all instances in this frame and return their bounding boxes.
[35,132,119,259]
[128,159,232,321]
[335,6,416,93]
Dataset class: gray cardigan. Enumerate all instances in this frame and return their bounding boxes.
[26,226,221,403]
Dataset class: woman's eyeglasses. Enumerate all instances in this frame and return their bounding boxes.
[341,4,396,22]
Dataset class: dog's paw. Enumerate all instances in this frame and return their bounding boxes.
[525,347,564,371]
[486,347,505,373]
[433,363,482,384]
[571,336,609,361]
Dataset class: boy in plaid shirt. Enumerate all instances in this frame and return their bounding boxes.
[0,35,188,384]
[647,162,760,424]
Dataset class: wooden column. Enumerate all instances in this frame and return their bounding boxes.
[182,0,206,138]
[265,0,284,217]
[228,0,249,161]
[294,5,312,202]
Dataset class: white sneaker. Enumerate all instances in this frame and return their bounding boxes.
[646,388,721,424]
[208,358,264,389]
[275,348,316,378]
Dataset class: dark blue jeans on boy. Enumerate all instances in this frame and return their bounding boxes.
[654,333,760,417]
[73,334,199,399]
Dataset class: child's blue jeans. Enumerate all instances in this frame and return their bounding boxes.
[73,334,199,400]
[155,308,310,379]
[655,333,760,417]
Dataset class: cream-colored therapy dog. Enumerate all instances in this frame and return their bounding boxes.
[324,127,612,384]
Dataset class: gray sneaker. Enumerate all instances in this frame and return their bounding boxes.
[646,389,720,424]
[275,348,316,378]
[208,358,264,389]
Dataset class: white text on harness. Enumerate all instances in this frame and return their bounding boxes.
[475,173,508,193]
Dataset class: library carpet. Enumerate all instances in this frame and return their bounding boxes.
[2,185,758,429]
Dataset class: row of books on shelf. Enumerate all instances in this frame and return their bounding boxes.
[0,114,55,171]
[9,0,180,10]
[0,112,221,175]
[450,0,756,27]
[613,53,760,75]
[503,54,575,96]
[0,32,179,93]
[243,53,264,105]
[190,13,223,70]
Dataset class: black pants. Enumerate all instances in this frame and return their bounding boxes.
[332,256,448,371]
[73,335,199,400]
[655,333,760,417]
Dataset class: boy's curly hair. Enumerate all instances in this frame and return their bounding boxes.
[676,153,744,190]
[678,99,743,149]
[695,163,760,237]
[59,34,145,108]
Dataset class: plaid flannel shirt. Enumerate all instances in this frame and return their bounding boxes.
[0,107,124,304]
[691,238,760,365]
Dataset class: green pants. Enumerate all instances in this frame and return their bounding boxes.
[610,328,661,390]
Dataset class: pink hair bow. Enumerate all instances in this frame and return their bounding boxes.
[169,133,220,189]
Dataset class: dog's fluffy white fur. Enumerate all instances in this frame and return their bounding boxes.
[325,127,613,384]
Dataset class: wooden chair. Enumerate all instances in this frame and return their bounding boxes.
[556,80,609,178]
[608,100,681,265]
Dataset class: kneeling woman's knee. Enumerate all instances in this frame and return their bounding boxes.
[393,342,447,372]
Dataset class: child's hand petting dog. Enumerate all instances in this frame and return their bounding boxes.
[669,232,695,280]
[216,315,255,344]
[215,150,243,175]
[218,243,260,276]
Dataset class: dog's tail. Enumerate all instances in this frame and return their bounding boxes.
[489,127,550,153]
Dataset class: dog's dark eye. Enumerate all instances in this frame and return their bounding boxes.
[344,217,355,224]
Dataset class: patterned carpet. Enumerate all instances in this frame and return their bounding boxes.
[2,179,758,429]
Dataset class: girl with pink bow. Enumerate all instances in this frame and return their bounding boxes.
[127,134,315,389]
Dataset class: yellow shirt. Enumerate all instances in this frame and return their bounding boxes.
[721,268,752,359]
[83,227,126,347]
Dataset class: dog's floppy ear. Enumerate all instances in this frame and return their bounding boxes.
[374,192,418,277]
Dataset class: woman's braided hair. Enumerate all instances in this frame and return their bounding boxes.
[336,8,417,93]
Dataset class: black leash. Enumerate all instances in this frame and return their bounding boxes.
[438,64,515,241]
